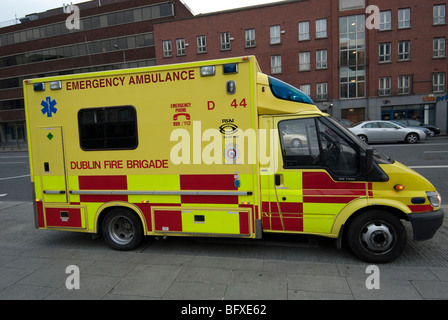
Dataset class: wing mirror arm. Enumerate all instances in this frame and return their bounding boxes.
[363,147,374,175]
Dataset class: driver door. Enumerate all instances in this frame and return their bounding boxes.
[260,116,367,235]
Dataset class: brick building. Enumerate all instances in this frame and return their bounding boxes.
[0,0,193,147]
[154,0,448,133]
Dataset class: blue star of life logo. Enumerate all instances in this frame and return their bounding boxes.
[41,97,58,118]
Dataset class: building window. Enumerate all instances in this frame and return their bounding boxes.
[379,43,391,62]
[434,5,446,25]
[379,77,391,96]
[339,15,366,99]
[380,11,391,31]
[176,38,186,56]
[197,35,207,54]
[78,106,138,151]
[398,8,411,29]
[270,25,281,44]
[433,37,446,57]
[398,41,410,61]
[433,73,445,93]
[316,19,327,38]
[220,32,231,51]
[316,50,328,69]
[162,40,172,57]
[245,29,256,48]
[398,75,411,94]
[271,55,282,74]
[339,0,365,11]
[299,52,310,71]
[316,83,328,101]
[298,21,310,41]
[300,84,311,97]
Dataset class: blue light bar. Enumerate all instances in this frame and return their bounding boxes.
[223,63,238,74]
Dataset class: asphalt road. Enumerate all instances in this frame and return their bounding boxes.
[0,152,32,202]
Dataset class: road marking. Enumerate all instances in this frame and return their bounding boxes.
[424,151,448,154]
[377,143,448,147]
[0,156,28,158]
[409,165,448,169]
[0,162,26,164]
[0,174,30,181]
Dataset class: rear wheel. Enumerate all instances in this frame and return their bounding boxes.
[101,208,143,251]
[347,210,407,263]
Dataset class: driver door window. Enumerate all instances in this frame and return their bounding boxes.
[278,118,360,176]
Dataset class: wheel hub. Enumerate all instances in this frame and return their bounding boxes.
[361,222,394,252]
[110,216,134,245]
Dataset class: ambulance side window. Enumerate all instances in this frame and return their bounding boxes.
[78,106,138,151]
[279,118,320,166]
[279,118,360,176]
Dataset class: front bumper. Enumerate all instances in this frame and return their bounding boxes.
[408,209,444,241]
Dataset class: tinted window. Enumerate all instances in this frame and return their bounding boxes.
[269,76,314,105]
[78,106,138,150]
[279,117,360,176]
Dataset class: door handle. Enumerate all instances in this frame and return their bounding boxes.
[275,174,282,186]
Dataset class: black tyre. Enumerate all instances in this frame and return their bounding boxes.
[347,210,407,263]
[405,133,419,144]
[101,208,143,251]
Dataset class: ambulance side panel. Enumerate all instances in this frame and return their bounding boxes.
[24,58,261,239]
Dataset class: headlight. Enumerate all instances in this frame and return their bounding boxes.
[426,191,441,207]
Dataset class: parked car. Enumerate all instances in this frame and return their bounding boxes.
[349,120,427,144]
[390,120,431,138]
[392,119,440,137]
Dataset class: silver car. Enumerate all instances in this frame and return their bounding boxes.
[349,120,426,144]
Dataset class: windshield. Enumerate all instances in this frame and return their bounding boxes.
[268,76,314,105]
[326,117,395,164]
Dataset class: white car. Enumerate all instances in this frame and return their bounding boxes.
[349,120,426,144]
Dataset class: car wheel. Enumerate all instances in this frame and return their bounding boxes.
[347,210,407,263]
[291,138,302,148]
[358,135,368,143]
[405,133,419,144]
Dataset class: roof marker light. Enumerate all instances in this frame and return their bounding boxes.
[50,81,62,90]
[200,66,215,77]
[223,63,238,74]
[33,83,45,92]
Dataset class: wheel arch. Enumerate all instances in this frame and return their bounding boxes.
[336,204,408,248]
[95,202,147,235]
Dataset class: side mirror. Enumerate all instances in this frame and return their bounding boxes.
[364,148,374,175]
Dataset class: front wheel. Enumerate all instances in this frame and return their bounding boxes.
[101,208,143,251]
[347,211,407,263]
[405,133,419,144]
[358,135,368,143]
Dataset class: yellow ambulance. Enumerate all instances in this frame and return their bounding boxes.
[24,56,444,262]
